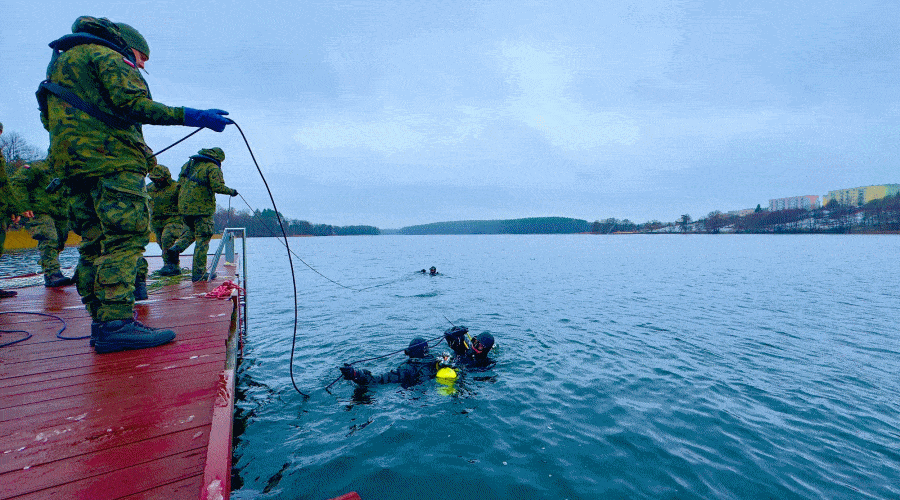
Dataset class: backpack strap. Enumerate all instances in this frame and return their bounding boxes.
[37,33,138,130]
[37,80,135,130]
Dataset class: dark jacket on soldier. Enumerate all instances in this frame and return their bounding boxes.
[350,355,439,388]
[342,337,439,388]
[40,16,184,181]
[177,148,237,216]
[11,161,67,219]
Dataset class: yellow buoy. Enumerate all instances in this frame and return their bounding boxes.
[436,367,457,380]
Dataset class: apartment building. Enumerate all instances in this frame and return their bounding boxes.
[822,184,900,207]
[769,195,819,211]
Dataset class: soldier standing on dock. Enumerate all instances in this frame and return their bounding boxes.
[148,164,191,277]
[10,160,74,287]
[39,17,233,352]
[0,122,35,299]
[176,147,238,282]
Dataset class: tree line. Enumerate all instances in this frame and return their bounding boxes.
[213,207,379,236]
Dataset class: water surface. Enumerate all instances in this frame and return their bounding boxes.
[227,234,898,500]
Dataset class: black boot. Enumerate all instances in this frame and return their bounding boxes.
[134,276,148,301]
[0,289,16,299]
[192,272,214,282]
[44,271,74,288]
[90,321,99,347]
[159,249,182,276]
[94,319,176,354]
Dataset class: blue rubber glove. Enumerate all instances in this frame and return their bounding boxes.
[183,108,232,132]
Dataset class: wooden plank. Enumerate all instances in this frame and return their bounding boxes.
[0,256,241,499]
[0,428,208,495]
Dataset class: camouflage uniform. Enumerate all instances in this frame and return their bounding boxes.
[177,147,237,280]
[0,147,22,257]
[11,161,72,279]
[147,164,191,269]
[0,134,27,298]
[41,17,185,321]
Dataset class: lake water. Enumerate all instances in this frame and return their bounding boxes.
[10,234,890,500]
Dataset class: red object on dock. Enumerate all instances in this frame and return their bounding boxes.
[327,493,362,500]
[0,257,242,499]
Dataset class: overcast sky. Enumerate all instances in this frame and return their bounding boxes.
[3,0,898,228]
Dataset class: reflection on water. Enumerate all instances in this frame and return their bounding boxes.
[0,247,79,287]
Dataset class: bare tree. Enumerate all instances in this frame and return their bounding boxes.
[0,131,43,171]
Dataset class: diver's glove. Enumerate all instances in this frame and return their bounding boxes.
[339,363,357,380]
[229,189,238,197]
[183,108,232,132]
[444,326,468,341]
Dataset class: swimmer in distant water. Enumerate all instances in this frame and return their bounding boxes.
[339,337,438,388]
[444,326,495,369]
[429,266,438,276]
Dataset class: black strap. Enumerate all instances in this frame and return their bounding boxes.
[185,172,211,188]
[38,80,135,130]
[190,154,222,168]
[49,33,135,64]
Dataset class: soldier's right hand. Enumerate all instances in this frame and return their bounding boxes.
[183,108,233,132]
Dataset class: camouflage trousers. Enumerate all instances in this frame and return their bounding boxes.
[153,218,191,265]
[182,215,214,280]
[25,214,69,275]
[68,172,150,322]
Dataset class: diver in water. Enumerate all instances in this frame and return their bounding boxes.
[340,337,438,388]
[443,326,495,368]
[444,326,496,369]
[429,266,438,276]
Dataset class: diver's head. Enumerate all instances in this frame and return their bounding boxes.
[404,337,429,358]
[471,332,495,359]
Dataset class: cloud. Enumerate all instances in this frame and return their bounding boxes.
[496,41,641,150]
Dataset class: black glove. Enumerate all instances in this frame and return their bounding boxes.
[339,364,356,380]
[444,326,468,341]
[230,189,238,197]
[183,108,232,132]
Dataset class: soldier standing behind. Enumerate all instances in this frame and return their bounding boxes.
[148,164,191,276]
[11,160,74,287]
[1,122,35,299]
[40,17,233,352]
[177,147,238,282]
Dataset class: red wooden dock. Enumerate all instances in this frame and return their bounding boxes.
[0,257,242,500]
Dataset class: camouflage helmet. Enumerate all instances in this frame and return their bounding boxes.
[116,22,149,58]
[0,121,3,133]
[198,147,225,163]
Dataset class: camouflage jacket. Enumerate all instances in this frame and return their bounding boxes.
[10,160,67,218]
[1,151,25,218]
[41,17,184,182]
[148,177,180,224]
[177,154,236,216]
